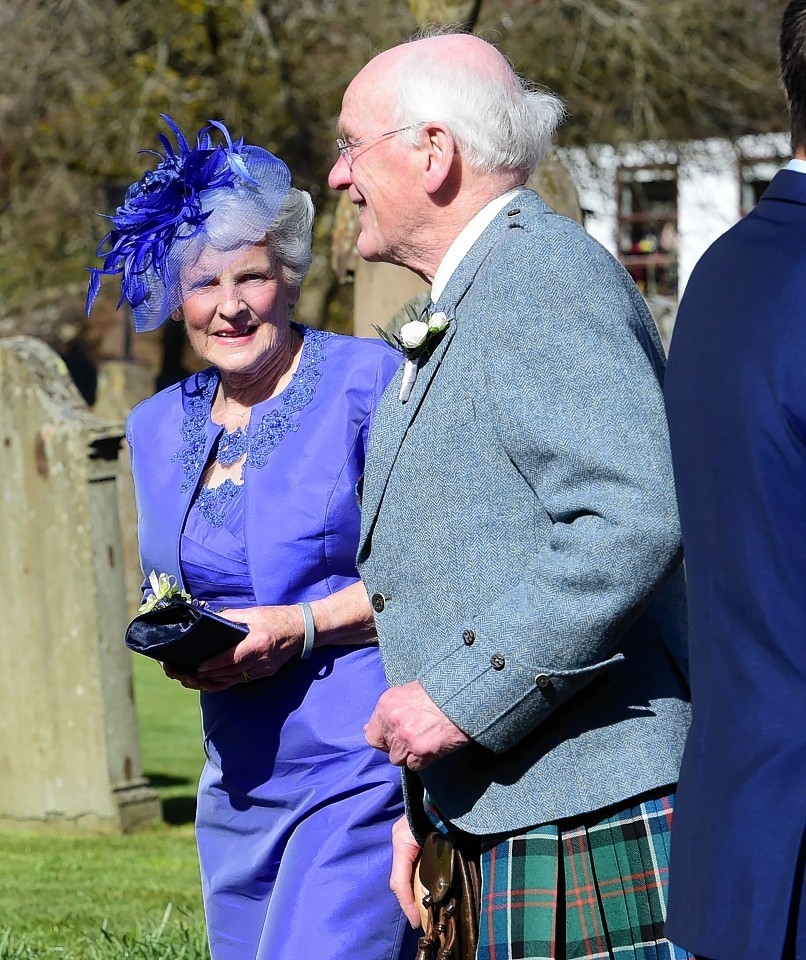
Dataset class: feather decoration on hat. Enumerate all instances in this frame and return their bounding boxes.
[85,114,291,332]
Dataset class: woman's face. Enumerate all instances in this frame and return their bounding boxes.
[180,242,299,376]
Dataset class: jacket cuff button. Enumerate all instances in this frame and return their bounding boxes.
[371,593,386,613]
[535,673,551,689]
[490,653,505,670]
[462,629,475,646]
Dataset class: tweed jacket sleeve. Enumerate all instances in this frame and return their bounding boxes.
[415,214,683,753]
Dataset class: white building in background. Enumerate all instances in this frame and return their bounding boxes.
[557,133,790,348]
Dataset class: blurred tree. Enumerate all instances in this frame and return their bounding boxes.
[481,0,784,145]
[0,0,786,356]
[408,0,483,29]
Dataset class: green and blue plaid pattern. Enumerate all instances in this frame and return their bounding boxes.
[477,790,693,960]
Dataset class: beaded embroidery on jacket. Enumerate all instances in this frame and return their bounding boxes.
[171,326,331,526]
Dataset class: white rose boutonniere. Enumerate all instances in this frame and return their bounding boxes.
[399,319,430,350]
[374,306,452,402]
[427,311,449,333]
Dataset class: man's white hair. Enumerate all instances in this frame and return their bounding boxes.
[391,36,565,178]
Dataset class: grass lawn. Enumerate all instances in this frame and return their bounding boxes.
[0,658,209,958]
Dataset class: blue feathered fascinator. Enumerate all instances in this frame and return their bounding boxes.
[86,115,292,333]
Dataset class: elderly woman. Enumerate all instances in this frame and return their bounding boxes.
[87,117,412,960]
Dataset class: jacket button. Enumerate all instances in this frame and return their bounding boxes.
[507,208,521,217]
[371,593,386,613]
[462,629,475,646]
[490,653,505,670]
[535,673,551,688]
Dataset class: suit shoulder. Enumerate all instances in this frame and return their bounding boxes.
[126,370,211,438]
[482,202,645,314]
[473,199,663,372]
[321,328,396,361]
[498,200,616,273]
[318,328,401,384]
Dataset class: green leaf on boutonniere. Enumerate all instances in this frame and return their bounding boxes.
[372,323,403,351]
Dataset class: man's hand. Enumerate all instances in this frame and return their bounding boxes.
[365,680,470,771]
[390,816,424,929]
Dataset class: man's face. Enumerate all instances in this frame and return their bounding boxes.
[328,69,420,266]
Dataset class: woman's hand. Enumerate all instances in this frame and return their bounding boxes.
[167,605,304,691]
[390,816,424,930]
[161,582,377,691]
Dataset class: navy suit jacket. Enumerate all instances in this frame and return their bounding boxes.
[359,189,691,835]
[664,169,806,959]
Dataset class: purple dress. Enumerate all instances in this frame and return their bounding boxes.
[165,327,411,959]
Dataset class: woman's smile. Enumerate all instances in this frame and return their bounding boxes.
[213,323,260,340]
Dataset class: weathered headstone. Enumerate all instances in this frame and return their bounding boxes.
[94,359,157,620]
[0,336,161,832]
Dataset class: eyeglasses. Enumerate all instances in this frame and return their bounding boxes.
[336,124,419,167]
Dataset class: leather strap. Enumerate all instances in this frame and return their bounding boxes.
[415,832,480,960]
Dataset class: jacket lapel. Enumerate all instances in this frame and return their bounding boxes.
[358,320,456,556]
[358,193,539,559]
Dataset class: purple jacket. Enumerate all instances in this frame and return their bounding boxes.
[126,326,400,605]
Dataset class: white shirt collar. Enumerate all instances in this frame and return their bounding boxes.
[430,187,524,303]
[785,158,806,175]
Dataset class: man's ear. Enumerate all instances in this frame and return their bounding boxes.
[421,124,456,195]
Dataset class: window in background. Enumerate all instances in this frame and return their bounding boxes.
[617,165,678,298]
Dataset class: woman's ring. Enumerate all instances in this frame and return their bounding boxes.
[242,669,251,682]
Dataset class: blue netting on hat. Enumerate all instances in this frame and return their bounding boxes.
[86,115,292,333]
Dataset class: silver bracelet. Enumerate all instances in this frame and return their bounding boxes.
[298,602,315,660]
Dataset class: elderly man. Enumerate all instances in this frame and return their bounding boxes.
[330,33,692,960]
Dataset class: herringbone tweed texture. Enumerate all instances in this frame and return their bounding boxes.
[358,190,691,834]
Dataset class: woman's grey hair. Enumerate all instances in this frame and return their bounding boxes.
[391,41,565,178]
[267,187,315,290]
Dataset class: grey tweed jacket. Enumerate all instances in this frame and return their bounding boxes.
[358,189,691,836]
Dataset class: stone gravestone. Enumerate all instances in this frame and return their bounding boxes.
[0,337,161,832]
[94,359,158,621]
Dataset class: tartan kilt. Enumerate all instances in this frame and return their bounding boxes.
[476,788,694,960]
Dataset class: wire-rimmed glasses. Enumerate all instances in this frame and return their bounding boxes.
[336,124,420,167]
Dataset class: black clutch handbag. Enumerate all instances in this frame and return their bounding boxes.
[124,597,249,672]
